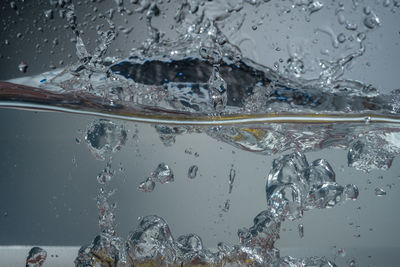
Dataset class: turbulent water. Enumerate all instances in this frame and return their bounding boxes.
[1,0,400,266]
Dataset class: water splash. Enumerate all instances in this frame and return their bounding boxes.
[1,0,398,266]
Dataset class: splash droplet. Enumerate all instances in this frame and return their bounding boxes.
[18,62,28,73]
[44,9,54,19]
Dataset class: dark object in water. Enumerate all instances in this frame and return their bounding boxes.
[110,57,392,112]
[110,57,272,107]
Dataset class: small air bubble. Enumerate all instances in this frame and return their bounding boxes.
[337,33,346,43]
[375,187,387,196]
[138,177,155,192]
[188,165,198,179]
[298,224,304,238]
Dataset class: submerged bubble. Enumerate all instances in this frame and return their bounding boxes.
[298,223,304,238]
[267,151,358,219]
[126,215,176,263]
[176,234,203,253]
[344,184,359,200]
[228,166,236,194]
[138,177,156,192]
[364,12,381,29]
[337,33,346,43]
[375,187,387,196]
[26,247,47,267]
[187,165,198,179]
[85,119,127,160]
[97,165,114,185]
[152,163,174,184]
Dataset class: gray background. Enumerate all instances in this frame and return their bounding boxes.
[1,0,400,266]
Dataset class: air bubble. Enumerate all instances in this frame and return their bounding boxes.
[298,224,304,238]
[188,165,198,179]
[138,177,156,192]
[152,163,174,184]
[364,13,380,29]
[337,33,346,43]
[375,187,387,196]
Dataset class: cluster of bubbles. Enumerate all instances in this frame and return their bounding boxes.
[72,151,357,266]
[138,163,174,193]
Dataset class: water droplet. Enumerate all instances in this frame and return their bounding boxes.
[18,62,28,73]
[26,247,47,267]
[187,165,198,179]
[152,163,174,184]
[375,187,386,196]
[10,1,17,10]
[44,9,54,19]
[138,177,155,192]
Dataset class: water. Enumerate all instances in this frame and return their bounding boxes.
[1,0,400,266]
